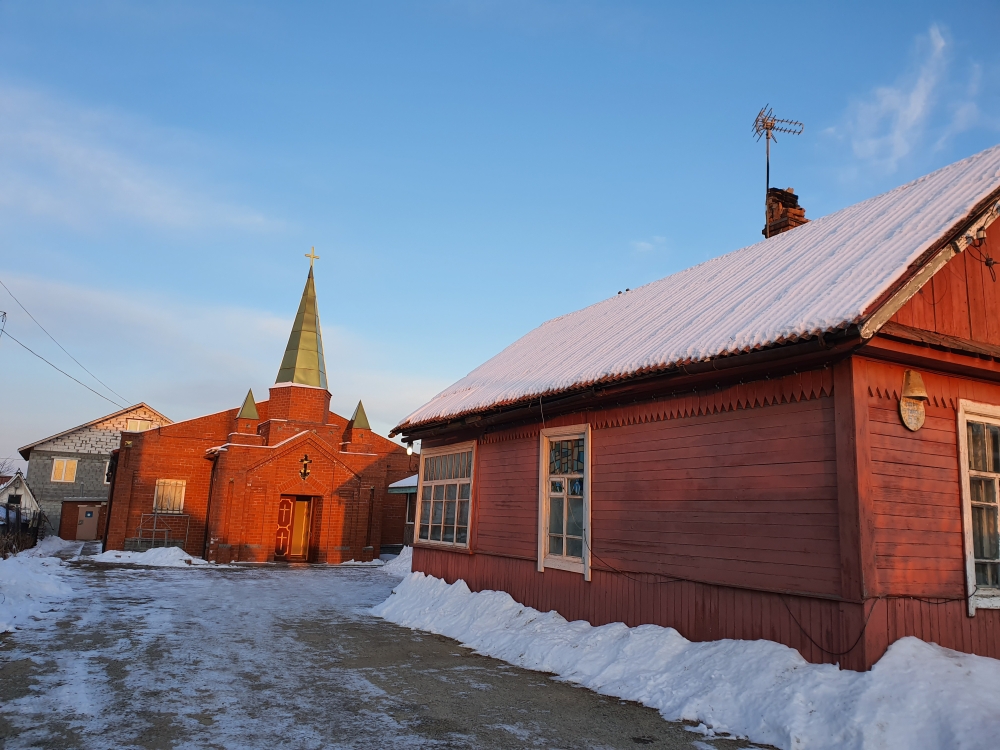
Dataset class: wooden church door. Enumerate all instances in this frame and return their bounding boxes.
[275,496,311,560]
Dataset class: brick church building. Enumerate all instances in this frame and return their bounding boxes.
[105,260,416,563]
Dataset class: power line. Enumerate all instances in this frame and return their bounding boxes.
[0,327,126,409]
[0,277,131,404]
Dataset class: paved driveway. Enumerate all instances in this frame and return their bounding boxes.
[1,561,766,749]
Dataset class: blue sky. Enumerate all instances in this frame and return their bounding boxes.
[1,1,999,468]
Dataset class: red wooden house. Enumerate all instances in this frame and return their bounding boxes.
[392,145,1000,671]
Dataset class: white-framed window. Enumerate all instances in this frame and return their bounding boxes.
[153,479,186,514]
[959,400,1000,615]
[416,442,475,547]
[104,460,111,485]
[537,424,591,580]
[50,458,78,483]
[126,419,152,432]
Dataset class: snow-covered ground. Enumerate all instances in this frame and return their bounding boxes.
[10,540,988,749]
[374,572,1000,750]
[3,544,725,749]
[0,538,77,631]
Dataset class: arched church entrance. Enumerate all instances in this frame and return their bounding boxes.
[275,496,313,560]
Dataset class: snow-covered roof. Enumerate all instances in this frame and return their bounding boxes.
[397,144,1000,433]
[388,474,419,493]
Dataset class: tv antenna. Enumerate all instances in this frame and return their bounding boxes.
[753,105,803,238]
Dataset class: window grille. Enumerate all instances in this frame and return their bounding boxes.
[153,479,186,514]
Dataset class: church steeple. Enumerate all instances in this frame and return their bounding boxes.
[275,263,328,390]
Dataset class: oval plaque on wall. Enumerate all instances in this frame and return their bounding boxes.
[899,396,926,431]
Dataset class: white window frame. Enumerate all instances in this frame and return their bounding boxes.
[958,399,1000,615]
[50,458,78,483]
[126,419,152,432]
[415,441,476,550]
[104,460,111,485]
[153,479,186,514]
[537,424,592,581]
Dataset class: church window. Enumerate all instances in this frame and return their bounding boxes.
[51,458,78,483]
[154,479,186,514]
[126,419,152,432]
[417,443,474,548]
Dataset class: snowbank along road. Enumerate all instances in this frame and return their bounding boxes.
[0,554,771,750]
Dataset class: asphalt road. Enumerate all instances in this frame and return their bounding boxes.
[1,560,768,750]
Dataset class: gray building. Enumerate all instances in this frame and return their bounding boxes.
[18,404,171,537]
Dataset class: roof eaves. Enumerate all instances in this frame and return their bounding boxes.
[391,326,861,437]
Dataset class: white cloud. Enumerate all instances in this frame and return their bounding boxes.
[0,84,276,231]
[0,273,447,468]
[840,25,992,174]
[632,235,667,253]
[846,25,946,172]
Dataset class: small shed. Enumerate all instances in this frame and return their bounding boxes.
[394,143,1000,671]
[388,474,419,546]
[0,471,42,526]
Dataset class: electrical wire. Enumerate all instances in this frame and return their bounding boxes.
[0,328,126,409]
[0,277,131,405]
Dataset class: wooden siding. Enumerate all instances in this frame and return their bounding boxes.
[889,222,1000,344]
[592,397,840,597]
[414,546,1000,671]
[414,547,874,670]
[416,359,1000,669]
[473,438,539,559]
[861,357,1000,597]
[469,372,841,597]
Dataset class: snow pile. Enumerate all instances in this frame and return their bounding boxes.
[16,536,81,558]
[0,548,73,632]
[337,559,384,567]
[374,573,1000,750]
[91,547,208,567]
[380,547,412,576]
[398,145,1000,430]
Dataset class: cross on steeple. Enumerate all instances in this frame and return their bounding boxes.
[305,246,320,268]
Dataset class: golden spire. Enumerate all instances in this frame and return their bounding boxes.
[275,260,328,389]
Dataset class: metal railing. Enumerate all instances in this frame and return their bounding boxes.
[124,512,191,552]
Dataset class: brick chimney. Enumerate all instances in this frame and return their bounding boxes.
[763,187,808,237]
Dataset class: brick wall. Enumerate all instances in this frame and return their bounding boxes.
[105,387,420,563]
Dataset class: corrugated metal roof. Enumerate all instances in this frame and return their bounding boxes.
[397,144,1000,433]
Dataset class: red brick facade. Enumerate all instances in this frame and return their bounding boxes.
[105,383,417,563]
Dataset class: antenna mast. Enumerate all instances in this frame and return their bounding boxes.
[753,106,803,238]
